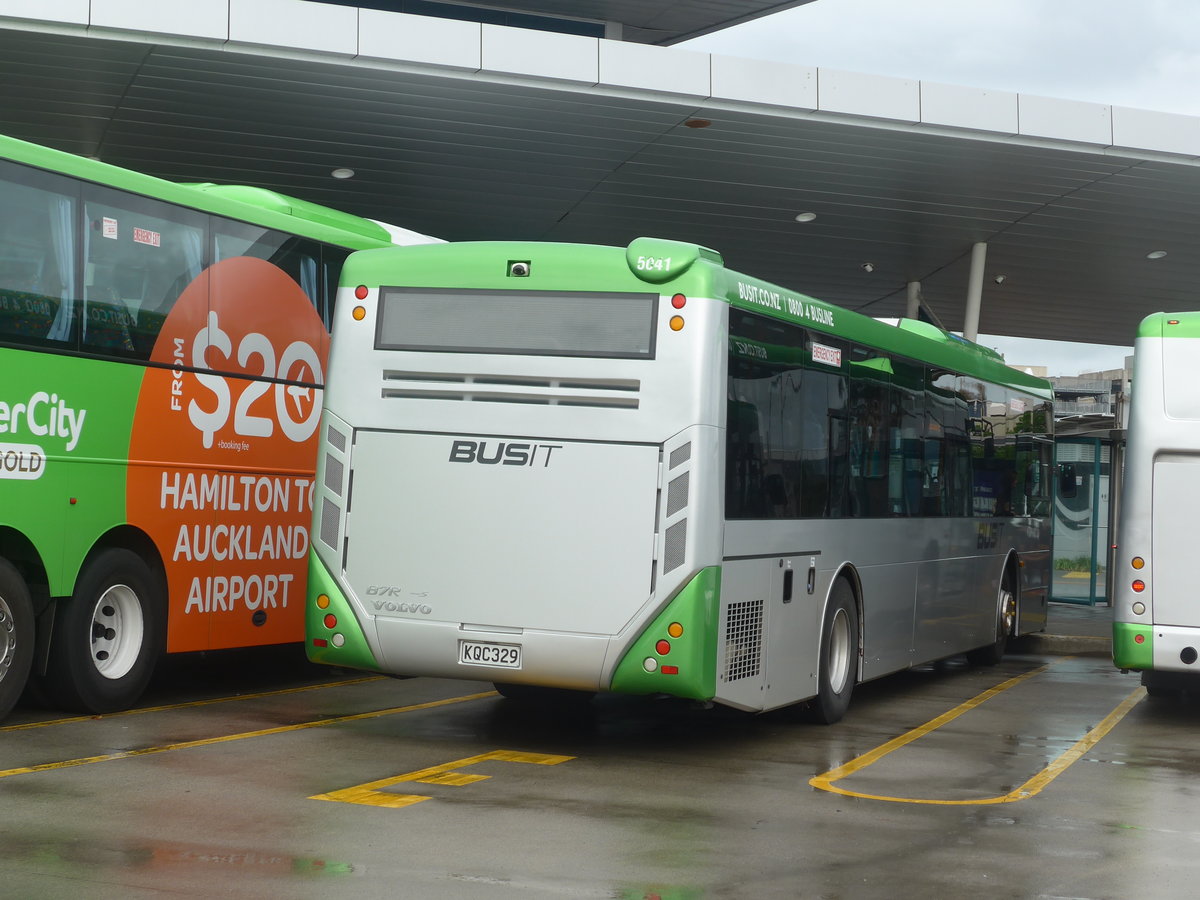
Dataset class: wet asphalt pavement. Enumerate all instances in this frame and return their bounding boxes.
[4,603,1195,900]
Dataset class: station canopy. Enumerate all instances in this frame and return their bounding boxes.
[1,0,1199,348]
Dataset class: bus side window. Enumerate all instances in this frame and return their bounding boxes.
[0,161,79,348]
[81,184,207,360]
[214,221,323,316]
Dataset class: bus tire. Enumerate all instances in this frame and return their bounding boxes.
[0,559,35,721]
[810,579,857,725]
[1141,670,1183,699]
[967,563,1017,667]
[41,549,164,714]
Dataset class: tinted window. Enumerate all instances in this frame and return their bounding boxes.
[0,160,79,348]
[81,185,207,359]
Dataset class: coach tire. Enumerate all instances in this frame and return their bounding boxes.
[810,579,857,725]
[967,563,1016,667]
[42,548,164,714]
[0,559,35,721]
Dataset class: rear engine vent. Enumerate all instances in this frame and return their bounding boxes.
[669,442,692,469]
[380,371,639,409]
[666,472,690,517]
[663,519,687,573]
[320,497,340,550]
[724,599,763,682]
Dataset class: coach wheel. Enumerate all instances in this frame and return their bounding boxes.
[0,559,35,721]
[1141,670,1184,700]
[968,566,1016,667]
[41,548,164,714]
[810,579,857,725]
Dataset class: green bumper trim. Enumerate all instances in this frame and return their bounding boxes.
[1112,622,1153,670]
[306,553,381,672]
[610,567,719,700]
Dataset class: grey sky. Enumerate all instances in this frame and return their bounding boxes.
[683,0,1200,375]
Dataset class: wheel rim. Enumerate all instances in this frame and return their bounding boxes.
[89,584,144,680]
[999,587,1016,638]
[0,595,14,679]
[827,607,852,694]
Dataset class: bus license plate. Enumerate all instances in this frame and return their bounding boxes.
[459,640,522,669]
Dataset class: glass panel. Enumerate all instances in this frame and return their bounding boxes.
[0,160,79,348]
[725,309,846,519]
[82,185,207,359]
[377,288,658,359]
[213,220,323,312]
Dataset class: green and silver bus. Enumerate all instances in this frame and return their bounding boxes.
[307,237,1055,721]
[1114,312,1200,695]
[0,132,436,718]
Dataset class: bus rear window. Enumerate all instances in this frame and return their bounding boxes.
[375,288,658,359]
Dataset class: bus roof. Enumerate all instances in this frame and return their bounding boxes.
[342,236,1054,401]
[0,131,393,250]
[1137,311,1200,340]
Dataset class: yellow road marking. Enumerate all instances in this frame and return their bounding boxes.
[310,749,575,808]
[810,663,1145,805]
[0,691,496,780]
[2,675,386,732]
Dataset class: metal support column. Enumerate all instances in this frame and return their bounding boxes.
[906,281,921,319]
[963,242,987,342]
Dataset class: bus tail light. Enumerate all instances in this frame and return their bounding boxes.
[354,285,369,300]
[661,665,679,675]
[655,640,671,655]
[323,613,337,629]
[1132,580,1146,593]
[671,294,687,309]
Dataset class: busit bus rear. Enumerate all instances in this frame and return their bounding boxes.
[308,237,1055,721]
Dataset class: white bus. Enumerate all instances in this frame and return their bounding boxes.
[306,237,1056,721]
[1114,312,1200,695]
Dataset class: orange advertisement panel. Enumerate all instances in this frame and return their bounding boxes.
[127,257,329,652]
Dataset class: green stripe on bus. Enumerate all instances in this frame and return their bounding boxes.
[610,567,720,701]
[1112,622,1153,670]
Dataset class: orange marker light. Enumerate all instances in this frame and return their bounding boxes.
[1132,557,1145,570]
[352,306,367,321]
[667,622,684,638]
[354,285,369,300]
[669,315,685,332]
[1132,580,1146,593]
[316,594,331,610]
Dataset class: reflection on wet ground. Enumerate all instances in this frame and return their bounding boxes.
[3,638,1199,898]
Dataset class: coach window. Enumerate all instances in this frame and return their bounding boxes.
[213,220,324,315]
[848,347,891,517]
[0,160,79,348]
[889,359,924,516]
[81,185,206,359]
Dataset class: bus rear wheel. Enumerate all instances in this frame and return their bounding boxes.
[967,566,1016,667]
[493,682,595,706]
[0,559,35,721]
[809,579,858,725]
[41,549,164,714]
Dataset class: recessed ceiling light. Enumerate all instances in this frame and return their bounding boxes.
[861,262,875,273]
[331,167,355,179]
[1146,250,1167,259]
[794,212,817,223]
[683,118,712,129]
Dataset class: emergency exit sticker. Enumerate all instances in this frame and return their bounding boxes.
[133,227,161,247]
[811,342,842,368]
[102,217,118,239]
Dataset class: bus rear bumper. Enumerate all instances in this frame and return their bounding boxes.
[1114,621,1200,674]
[375,618,611,691]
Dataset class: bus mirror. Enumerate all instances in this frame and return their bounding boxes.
[1058,464,1077,499]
